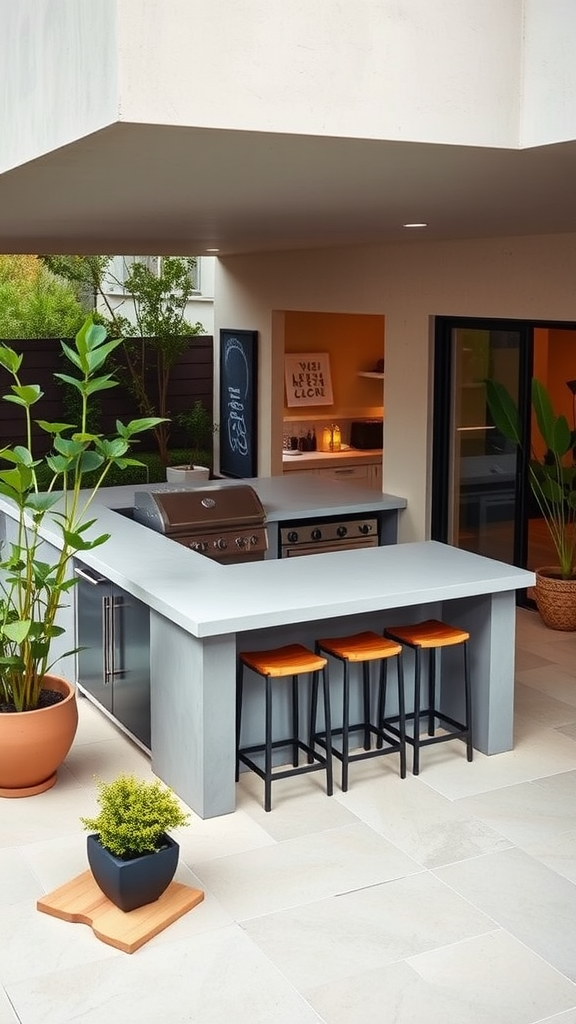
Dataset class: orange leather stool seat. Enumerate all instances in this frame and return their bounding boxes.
[312,631,406,791]
[383,619,473,775]
[236,644,333,811]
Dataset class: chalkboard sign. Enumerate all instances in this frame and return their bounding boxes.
[219,329,258,478]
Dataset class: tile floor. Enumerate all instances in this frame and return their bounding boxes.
[2,608,576,1023]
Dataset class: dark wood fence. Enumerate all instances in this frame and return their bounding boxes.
[0,336,214,454]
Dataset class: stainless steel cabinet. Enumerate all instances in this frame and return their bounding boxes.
[75,563,151,749]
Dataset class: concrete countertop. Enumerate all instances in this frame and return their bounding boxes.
[0,480,533,641]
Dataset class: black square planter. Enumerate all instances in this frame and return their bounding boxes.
[87,833,179,912]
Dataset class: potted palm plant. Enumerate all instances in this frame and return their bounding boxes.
[485,377,576,629]
[80,773,190,912]
[0,315,164,795]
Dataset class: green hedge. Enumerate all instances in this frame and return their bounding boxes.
[34,449,213,491]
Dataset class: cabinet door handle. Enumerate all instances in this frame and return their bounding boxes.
[103,595,112,682]
[110,594,125,677]
[75,566,107,585]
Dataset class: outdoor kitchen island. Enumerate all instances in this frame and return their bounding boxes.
[1,478,535,818]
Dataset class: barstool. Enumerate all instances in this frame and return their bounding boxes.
[236,643,333,811]
[311,631,406,791]
[383,619,473,775]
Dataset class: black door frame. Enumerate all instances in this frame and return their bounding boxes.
[431,315,576,582]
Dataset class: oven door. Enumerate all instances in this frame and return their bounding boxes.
[281,536,378,558]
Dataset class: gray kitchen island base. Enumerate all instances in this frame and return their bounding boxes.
[148,551,526,819]
[2,480,532,821]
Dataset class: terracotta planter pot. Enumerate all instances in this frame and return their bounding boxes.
[535,568,576,631]
[87,833,179,912]
[0,675,78,798]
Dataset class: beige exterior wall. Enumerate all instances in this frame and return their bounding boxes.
[214,232,576,542]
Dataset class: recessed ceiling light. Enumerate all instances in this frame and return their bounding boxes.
[403,222,428,229]
[205,247,220,253]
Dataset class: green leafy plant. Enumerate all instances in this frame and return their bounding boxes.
[80,773,190,858]
[0,314,165,711]
[485,377,576,579]
[176,399,218,469]
[0,256,85,339]
[42,255,206,467]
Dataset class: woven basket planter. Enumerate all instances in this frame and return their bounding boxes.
[535,568,576,631]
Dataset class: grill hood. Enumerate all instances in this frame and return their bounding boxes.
[133,485,266,536]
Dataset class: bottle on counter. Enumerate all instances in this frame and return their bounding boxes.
[311,427,317,451]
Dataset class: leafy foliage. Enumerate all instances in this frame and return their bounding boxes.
[485,377,576,579]
[0,257,85,339]
[0,315,166,711]
[41,255,206,466]
[80,774,190,858]
[176,399,218,468]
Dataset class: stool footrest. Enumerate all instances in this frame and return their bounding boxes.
[314,724,403,762]
[314,728,403,765]
[385,711,469,745]
[239,738,330,783]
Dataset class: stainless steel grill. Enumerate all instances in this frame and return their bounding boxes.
[133,485,268,564]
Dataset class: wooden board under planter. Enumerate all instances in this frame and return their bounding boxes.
[37,871,204,953]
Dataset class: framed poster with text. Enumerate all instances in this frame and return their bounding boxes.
[284,352,333,407]
[219,329,258,478]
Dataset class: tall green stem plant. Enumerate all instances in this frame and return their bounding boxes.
[0,315,164,711]
[486,377,576,579]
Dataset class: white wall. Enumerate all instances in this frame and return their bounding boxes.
[521,0,576,145]
[118,0,523,147]
[214,232,576,543]
[0,0,119,174]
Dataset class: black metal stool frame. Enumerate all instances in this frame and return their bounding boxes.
[236,661,333,812]
[383,634,473,775]
[311,646,406,791]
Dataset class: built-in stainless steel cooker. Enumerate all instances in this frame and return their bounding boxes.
[279,515,379,557]
[133,486,268,564]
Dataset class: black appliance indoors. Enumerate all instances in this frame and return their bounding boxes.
[350,419,384,450]
[75,563,151,750]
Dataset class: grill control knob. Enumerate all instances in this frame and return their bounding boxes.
[311,528,322,541]
[287,530,298,543]
[249,535,259,546]
[359,523,372,535]
[214,538,228,550]
[337,525,348,538]
[190,540,208,553]
[235,536,248,548]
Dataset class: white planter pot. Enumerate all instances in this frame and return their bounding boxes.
[166,465,210,484]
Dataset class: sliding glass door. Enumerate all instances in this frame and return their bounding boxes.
[432,319,529,569]
[433,317,576,589]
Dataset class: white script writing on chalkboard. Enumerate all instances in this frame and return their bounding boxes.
[227,385,248,455]
[224,337,250,457]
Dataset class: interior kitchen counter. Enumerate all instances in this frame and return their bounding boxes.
[283,448,382,471]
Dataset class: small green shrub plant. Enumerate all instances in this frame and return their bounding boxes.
[80,773,191,859]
